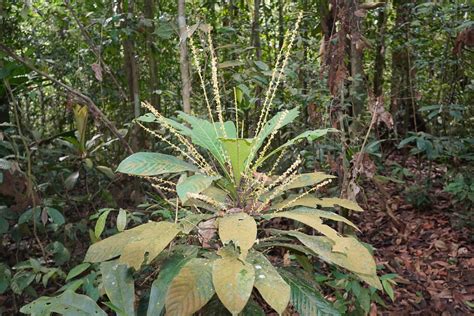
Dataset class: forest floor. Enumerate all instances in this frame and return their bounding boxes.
[355,155,473,315]
[1,153,473,315]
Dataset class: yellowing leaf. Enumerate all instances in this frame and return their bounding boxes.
[119,221,179,269]
[85,222,156,262]
[218,213,257,257]
[270,196,364,212]
[270,207,359,231]
[286,231,378,282]
[247,251,290,315]
[269,211,341,243]
[213,256,255,315]
[165,258,215,316]
[313,197,364,212]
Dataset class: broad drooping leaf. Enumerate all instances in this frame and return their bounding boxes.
[279,269,340,316]
[246,251,290,315]
[270,196,364,212]
[218,212,257,257]
[269,211,341,244]
[20,290,107,316]
[177,112,237,166]
[147,248,198,316]
[285,231,381,289]
[176,174,220,203]
[248,108,299,165]
[256,128,337,167]
[212,255,255,315]
[85,221,179,269]
[100,261,135,316]
[220,138,253,184]
[268,207,359,230]
[117,152,198,176]
[85,222,156,262]
[119,221,180,269]
[165,258,214,316]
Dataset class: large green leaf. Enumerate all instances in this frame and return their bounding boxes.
[285,231,381,288]
[176,174,220,203]
[220,138,253,184]
[147,249,198,316]
[100,261,135,316]
[117,152,198,176]
[119,221,180,269]
[165,258,215,316]
[20,290,107,316]
[213,255,255,315]
[256,128,337,167]
[270,197,364,212]
[279,269,340,316]
[218,212,257,257]
[246,251,290,315]
[248,108,299,165]
[177,112,237,166]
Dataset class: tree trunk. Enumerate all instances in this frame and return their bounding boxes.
[178,0,191,114]
[373,6,387,97]
[349,0,365,120]
[390,0,421,136]
[0,2,10,125]
[121,0,140,118]
[251,0,261,60]
[144,0,161,110]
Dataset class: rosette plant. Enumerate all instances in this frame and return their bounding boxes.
[21,13,383,316]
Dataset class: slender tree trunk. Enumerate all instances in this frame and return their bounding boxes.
[278,0,284,50]
[121,0,140,118]
[0,2,10,125]
[144,0,161,110]
[178,0,191,114]
[390,0,421,136]
[251,0,261,60]
[373,6,387,97]
[349,0,365,120]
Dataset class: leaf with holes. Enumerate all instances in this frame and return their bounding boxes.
[247,251,290,315]
[100,261,135,316]
[165,258,214,316]
[20,290,107,316]
[117,152,199,176]
[218,213,257,257]
[213,254,255,315]
[119,221,180,269]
